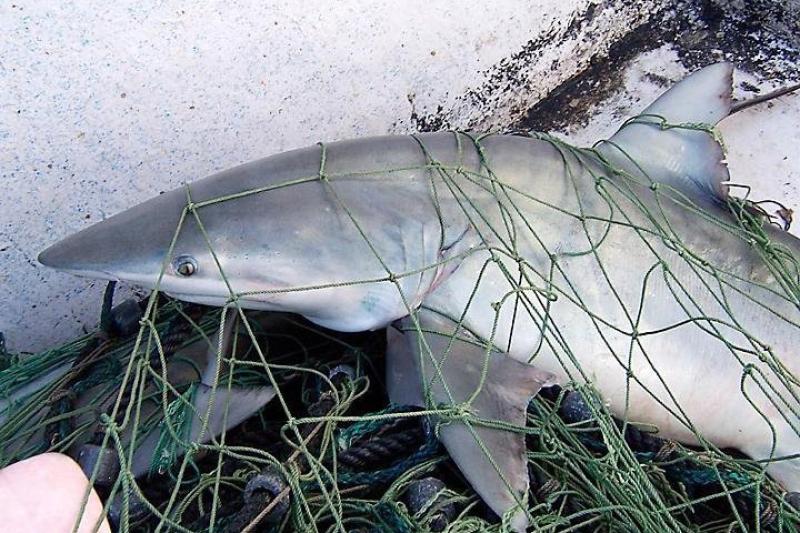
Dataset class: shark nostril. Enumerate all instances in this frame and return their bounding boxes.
[173,255,198,277]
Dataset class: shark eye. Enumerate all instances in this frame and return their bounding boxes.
[173,255,197,277]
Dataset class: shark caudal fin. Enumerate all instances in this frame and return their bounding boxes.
[387,312,555,532]
[597,62,733,203]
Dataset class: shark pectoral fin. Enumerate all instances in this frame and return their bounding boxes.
[188,310,279,444]
[436,358,554,532]
[129,314,277,477]
[385,325,425,407]
[130,384,276,477]
[599,62,733,203]
[187,383,276,445]
[396,313,555,532]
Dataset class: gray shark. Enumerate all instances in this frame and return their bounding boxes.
[38,63,800,530]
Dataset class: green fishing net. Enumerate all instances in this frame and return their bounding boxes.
[2,125,800,533]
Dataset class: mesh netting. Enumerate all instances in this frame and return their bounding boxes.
[2,125,800,532]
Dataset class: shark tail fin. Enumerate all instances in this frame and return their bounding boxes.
[597,62,733,203]
[387,313,556,533]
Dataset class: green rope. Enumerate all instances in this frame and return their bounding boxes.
[150,382,197,476]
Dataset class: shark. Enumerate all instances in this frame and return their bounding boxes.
[38,63,800,530]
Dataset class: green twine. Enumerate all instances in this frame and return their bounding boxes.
[150,382,198,476]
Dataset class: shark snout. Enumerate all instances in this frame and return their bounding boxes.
[38,237,94,273]
[38,188,187,280]
[38,213,170,283]
[38,235,127,281]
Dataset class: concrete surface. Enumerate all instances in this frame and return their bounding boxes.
[1,1,798,353]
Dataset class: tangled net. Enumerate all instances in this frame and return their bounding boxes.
[2,125,800,532]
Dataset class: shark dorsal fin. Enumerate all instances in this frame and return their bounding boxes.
[598,62,734,203]
[639,62,733,125]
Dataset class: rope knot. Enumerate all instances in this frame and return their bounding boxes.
[99,413,120,434]
[187,442,202,454]
[444,402,475,423]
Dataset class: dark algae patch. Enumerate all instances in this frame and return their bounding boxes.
[516,0,800,132]
[515,17,660,132]
[408,0,659,132]
[408,0,800,134]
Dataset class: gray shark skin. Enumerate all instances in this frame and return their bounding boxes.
[39,64,800,530]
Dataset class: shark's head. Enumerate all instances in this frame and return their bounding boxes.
[39,141,451,331]
[38,184,250,310]
[39,188,189,293]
